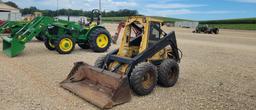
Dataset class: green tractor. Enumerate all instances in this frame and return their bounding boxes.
[44,9,111,54]
[2,9,111,57]
[192,24,219,34]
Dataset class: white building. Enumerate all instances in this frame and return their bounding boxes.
[0,1,21,21]
[175,21,199,28]
[56,16,87,23]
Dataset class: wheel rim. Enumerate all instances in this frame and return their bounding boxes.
[59,38,73,52]
[96,34,109,48]
[142,71,154,89]
[49,40,55,48]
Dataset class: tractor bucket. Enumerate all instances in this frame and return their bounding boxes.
[3,37,25,57]
[60,62,131,109]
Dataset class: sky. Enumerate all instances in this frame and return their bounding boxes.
[2,0,256,20]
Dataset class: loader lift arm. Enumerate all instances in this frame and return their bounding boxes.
[0,21,26,35]
[107,31,179,69]
[2,16,55,57]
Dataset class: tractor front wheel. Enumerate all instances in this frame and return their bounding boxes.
[130,62,158,96]
[44,38,56,51]
[36,32,45,41]
[56,35,75,54]
[89,28,111,52]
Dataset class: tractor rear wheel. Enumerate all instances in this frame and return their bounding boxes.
[44,38,56,50]
[78,42,90,49]
[89,28,111,52]
[56,35,75,54]
[158,59,179,87]
[130,62,158,96]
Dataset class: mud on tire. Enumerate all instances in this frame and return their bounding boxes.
[94,55,107,68]
[130,62,158,96]
[89,28,111,52]
[158,59,179,87]
[44,38,56,51]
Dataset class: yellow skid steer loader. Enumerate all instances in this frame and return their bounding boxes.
[60,16,181,109]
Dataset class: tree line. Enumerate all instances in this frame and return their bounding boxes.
[20,7,139,17]
[3,1,138,17]
[200,18,256,24]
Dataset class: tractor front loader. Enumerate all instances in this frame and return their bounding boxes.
[0,12,43,36]
[0,21,27,35]
[60,16,182,109]
[2,16,55,57]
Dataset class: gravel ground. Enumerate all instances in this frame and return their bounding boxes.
[0,24,256,110]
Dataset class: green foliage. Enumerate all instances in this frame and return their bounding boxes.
[102,9,138,17]
[20,7,38,15]
[200,18,256,24]
[20,7,138,17]
[200,18,256,30]
[208,24,256,30]
[4,1,19,9]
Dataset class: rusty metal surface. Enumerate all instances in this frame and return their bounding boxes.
[60,62,131,109]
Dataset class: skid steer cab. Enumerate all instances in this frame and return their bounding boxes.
[60,16,182,109]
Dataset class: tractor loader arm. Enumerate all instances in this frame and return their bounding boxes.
[134,31,180,63]
[105,31,180,76]
[2,16,55,57]
[108,31,180,66]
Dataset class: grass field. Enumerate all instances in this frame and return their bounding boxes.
[201,18,256,30]
[102,16,256,30]
[208,24,256,30]
[200,18,256,24]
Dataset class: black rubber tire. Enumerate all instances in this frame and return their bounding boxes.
[89,28,111,52]
[158,59,179,87]
[214,29,219,34]
[94,55,107,68]
[78,42,90,49]
[36,32,45,41]
[44,38,56,51]
[55,35,75,54]
[130,62,158,96]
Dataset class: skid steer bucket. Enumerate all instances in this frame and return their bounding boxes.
[3,37,25,57]
[60,62,131,109]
